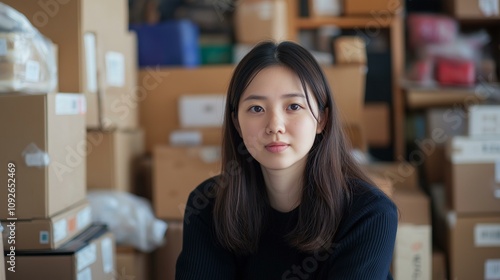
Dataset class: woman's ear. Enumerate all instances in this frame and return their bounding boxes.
[232,112,242,136]
[316,108,328,134]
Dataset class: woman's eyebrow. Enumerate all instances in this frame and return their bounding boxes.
[242,93,305,102]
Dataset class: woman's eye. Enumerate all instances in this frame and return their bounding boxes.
[288,104,302,111]
[249,106,264,113]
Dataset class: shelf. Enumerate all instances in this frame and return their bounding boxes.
[295,16,393,29]
[404,83,500,109]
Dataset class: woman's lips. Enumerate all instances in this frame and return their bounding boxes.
[265,143,289,153]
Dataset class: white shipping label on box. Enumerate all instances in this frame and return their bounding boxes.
[77,267,92,280]
[25,60,40,82]
[394,224,432,280]
[53,219,68,243]
[469,105,500,136]
[480,0,500,16]
[496,161,500,184]
[105,51,125,87]
[179,94,226,128]
[101,237,114,273]
[56,94,86,115]
[77,243,97,271]
[486,259,500,280]
[84,33,98,93]
[475,224,500,247]
[170,130,202,146]
[77,206,92,230]
[449,137,500,163]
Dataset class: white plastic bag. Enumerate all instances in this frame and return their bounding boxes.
[0,3,57,93]
[87,191,168,253]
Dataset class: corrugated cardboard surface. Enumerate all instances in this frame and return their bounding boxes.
[138,66,233,153]
[139,65,366,153]
[361,161,419,190]
[153,146,221,220]
[344,0,403,15]
[1,200,91,250]
[5,225,115,280]
[432,250,447,280]
[87,129,145,192]
[153,220,183,280]
[446,160,500,214]
[363,103,390,147]
[234,0,288,44]
[116,246,151,280]
[0,93,86,219]
[448,215,500,280]
[85,31,138,130]
[2,0,128,93]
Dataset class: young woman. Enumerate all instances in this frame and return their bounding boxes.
[176,41,398,280]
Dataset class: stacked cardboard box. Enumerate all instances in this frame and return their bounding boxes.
[7,224,115,280]
[363,162,432,280]
[1,1,146,194]
[445,105,500,279]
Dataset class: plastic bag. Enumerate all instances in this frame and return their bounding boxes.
[87,191,168,253]
[0,3,57,93]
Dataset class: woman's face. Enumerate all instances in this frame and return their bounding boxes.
[235,66,324,172]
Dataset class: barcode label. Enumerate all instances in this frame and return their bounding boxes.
[475,224,500,247]
[55,94,85,115]
[485,259,500,280]
[105,51,125,87]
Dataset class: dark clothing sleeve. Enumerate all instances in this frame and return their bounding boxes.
[175,181,236,280]
[324,189,398,280]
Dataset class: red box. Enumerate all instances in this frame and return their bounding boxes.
[436,58,475,86]
[407,14,458,48]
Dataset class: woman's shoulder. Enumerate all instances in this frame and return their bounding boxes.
[347,179,397,217]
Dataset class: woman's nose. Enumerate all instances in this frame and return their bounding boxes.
[266,112,285,135]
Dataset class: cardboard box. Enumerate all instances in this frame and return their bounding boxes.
[432,250,447,280]
[361,161,419,190]
[2,0,128,93]
[153,220,183,280]
[344,0,403,15]
[392,188,432,280]
[5,224,116,280]
[116,246,150,280]
[87,129,145,192]
[423,107,467,184]
[84,31,138,129]
[448,214,500,280]
[446,136,500,214]
[138,65,366,153]
[234,0,288,44]
[1,200,91,250]
[363,102,390,147]
[138,66,233,153]
[333,36,367,65]
[0,93,86,220]
[445,0,500,19]
[153,146,221,219]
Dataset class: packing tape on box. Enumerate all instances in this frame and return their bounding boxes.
[22,143,50,167]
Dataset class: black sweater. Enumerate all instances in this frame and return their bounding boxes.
[176,177,398,280]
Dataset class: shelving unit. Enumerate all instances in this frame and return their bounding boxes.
[285,0,406,159]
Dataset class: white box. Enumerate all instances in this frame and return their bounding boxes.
[446,136,500,164]
[469,105,500,136]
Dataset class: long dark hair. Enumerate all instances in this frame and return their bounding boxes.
[214,41,372,254]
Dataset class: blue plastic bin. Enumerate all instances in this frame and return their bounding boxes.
[130,20,200,67]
